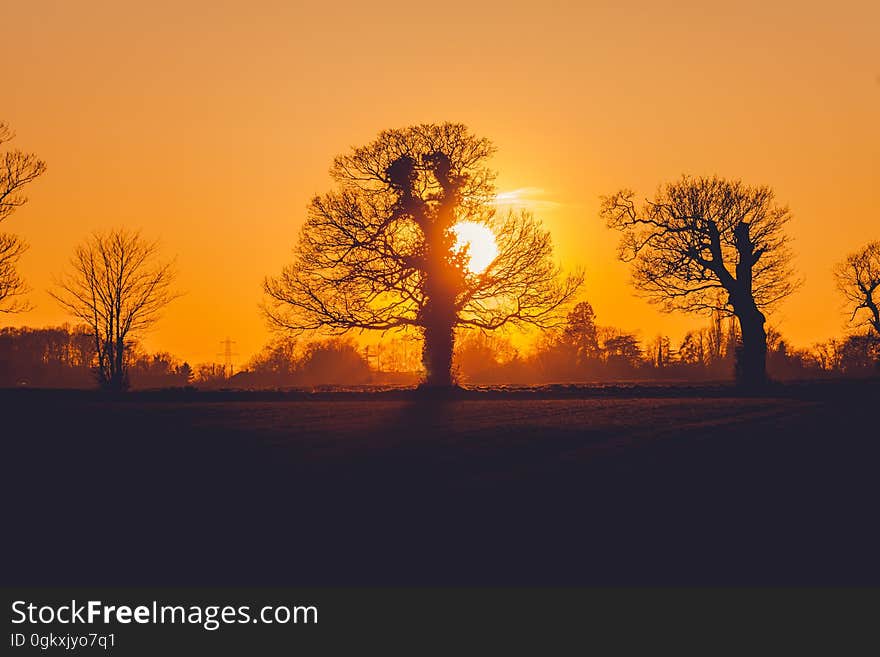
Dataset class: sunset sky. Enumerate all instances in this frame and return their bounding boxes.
[4,1,878,366]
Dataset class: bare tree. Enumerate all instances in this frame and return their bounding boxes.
[50,229,179,391]
[601,175,798,387]
[0,121,46,312]
[0,233,30,313]
[834,240,880,337]
[265,123,582,388]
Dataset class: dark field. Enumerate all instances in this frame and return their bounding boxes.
[3,383,879,586]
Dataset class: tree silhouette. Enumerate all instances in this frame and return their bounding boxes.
[561,301,600,365]
[599,328,642,371]
[646,335,673,369]
[265,123,582,388]
[601,175,798,387]
[0,121,47,312]
[50,229,179,391]
[0,234,29,313]
[834,240,880,338]
[454,330,518,382]
[0,324,95,387]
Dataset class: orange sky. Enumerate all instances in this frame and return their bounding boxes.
[4,1,878,366]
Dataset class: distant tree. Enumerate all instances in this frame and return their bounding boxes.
[561,301,600,364]
[377,335,423,373]
[811,339,843,373]
[602,175,798,387]
[242,336,372,387]
[297,338,372,385]
[0,121,47,313]
[177,362,193,384]
[765,329,819,380]
[704,307,726,363]
[604,334,641,363]
[128,350,192,389]
[838,332,880,374]
[530,330,582,382]
[599,328,642,372]
[646,335,673,369]
[0,324,95,387]
[247,336,300,384]
[194,363,228,387]
[50,229,178,391]
[454,330,517,382]
[834,241,880,338]
[678,331,706,366]
[265,123,582,388]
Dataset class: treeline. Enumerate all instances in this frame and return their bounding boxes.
[0,326,372,389]
[3,307,877,389]
[454,329,879,386]
[232,338,371,388]
[452,302,880,384]
[0,326,192,389]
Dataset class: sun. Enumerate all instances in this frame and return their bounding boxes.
[452,221,498,275]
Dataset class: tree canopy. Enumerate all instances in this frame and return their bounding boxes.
[601,175,798,386]
[0,121,47,312]
[265,123,582,386]
[835,240,880,337]
[51,229,179,390]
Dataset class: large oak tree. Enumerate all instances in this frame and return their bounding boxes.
[265,123,582,387]
[601,175,798,387]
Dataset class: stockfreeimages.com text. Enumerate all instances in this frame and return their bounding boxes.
[11,600,317,631]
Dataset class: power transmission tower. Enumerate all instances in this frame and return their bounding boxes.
[217,337,238,379]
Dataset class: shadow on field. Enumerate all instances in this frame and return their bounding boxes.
[2,382,879,586]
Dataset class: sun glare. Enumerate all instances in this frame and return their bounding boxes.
[452,221,498,275]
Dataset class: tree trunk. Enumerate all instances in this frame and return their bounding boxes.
[108,337,127,392]
[729,221,769,388]
[868,300,880,338]
[96,339,110,389]
[735,307,768,388]
[414,152,465,390]
[421,304,456,388]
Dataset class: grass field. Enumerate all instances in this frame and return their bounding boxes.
[3,383,879,585]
